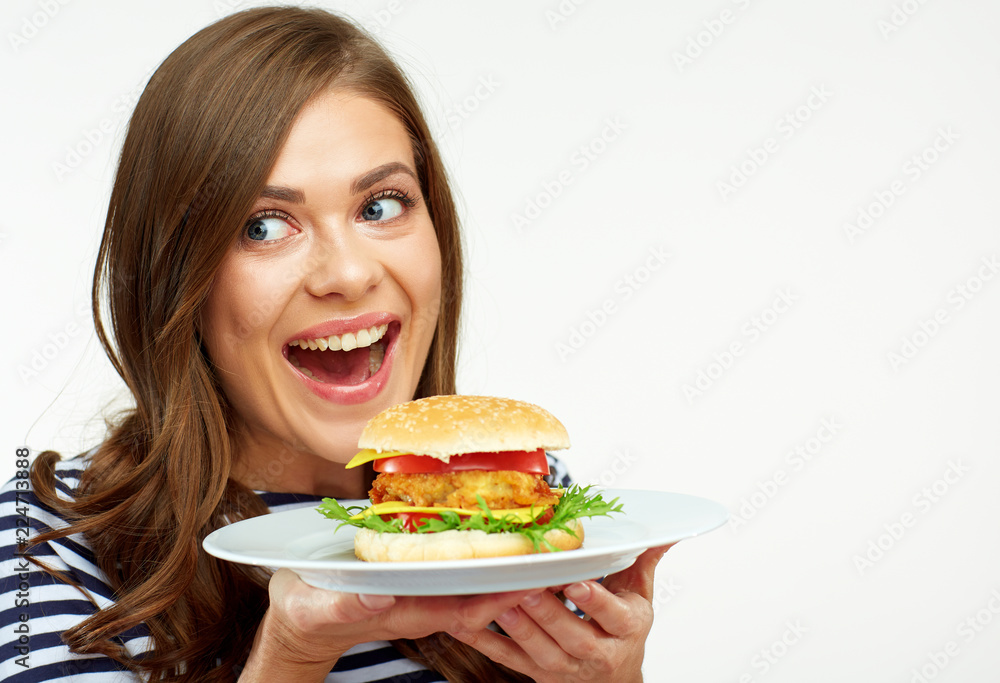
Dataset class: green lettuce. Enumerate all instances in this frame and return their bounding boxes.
[317,484,622,552]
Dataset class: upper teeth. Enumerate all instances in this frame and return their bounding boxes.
[289,324,388,351]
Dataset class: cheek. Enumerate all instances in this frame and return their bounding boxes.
[201,255,289,365]
[409,232,443,329]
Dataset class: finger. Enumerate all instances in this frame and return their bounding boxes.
[386,589,540,636]
[270,569,397,630]
[564,580,651,639]
[502,591,595,668]
[601,544,673,601]
[453,589,545,632]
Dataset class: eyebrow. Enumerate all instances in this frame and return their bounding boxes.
[259,185,306,204]
[350,162,419,195]
[258,162,418,205]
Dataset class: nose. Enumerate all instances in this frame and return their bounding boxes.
[302,230,384,302]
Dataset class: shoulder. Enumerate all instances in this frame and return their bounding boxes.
[1,454,91,553]
[0,452,149,680]
[0,452,113,594]
[1,453,89,540]
[2,452,87,498]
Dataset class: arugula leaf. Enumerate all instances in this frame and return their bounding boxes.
[316,485,623,552]
[316,498,406,533]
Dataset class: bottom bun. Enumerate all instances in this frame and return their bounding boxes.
[354,519,584,562]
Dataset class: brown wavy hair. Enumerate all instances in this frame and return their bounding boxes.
[29,7,530,682]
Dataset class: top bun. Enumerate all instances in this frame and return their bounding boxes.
[359,395,570,460]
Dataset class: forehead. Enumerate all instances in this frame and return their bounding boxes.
[267,90,415,185]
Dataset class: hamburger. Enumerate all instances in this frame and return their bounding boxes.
[317,395,622,562]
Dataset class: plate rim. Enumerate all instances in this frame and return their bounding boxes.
[203,488,729,573]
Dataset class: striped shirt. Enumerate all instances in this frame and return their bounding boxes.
[1,453,572,682]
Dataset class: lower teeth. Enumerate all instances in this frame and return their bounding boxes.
[368,341,385,376]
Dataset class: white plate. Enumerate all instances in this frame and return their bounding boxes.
[203,489,728,595]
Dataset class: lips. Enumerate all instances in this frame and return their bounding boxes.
[285,314,400,404]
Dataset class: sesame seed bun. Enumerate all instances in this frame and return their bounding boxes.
[358,395,570,460]
[353,519,584,562]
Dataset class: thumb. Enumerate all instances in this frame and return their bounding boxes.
[270,568,396,628]
[601,544,673,601]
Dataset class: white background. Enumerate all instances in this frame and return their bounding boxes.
[3,1,1000,681]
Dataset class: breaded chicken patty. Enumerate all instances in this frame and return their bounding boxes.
[369,469,559,510]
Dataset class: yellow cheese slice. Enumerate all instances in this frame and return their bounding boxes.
[345,449,408,469]
[349,501,550,524]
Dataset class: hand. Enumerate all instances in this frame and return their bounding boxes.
[239,568,539,682]
[448,544,673,682]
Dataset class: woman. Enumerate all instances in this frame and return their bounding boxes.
[1,7,667,681]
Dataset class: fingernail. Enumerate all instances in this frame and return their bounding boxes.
[359,593,395,610]
[565,582,591,603]
[496,607,519,625]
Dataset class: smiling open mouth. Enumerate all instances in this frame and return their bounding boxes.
[287,323,395,385]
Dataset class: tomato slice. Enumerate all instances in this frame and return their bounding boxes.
[373,448,549,475]
[531,508,555,526]
[383,511,444,532]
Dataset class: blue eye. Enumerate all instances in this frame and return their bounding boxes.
[361,197,405,222]
[246,216,294,241]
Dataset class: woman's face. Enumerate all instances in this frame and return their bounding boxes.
[201,90,442,495]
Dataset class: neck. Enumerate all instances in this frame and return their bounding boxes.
[229,432,369,498]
